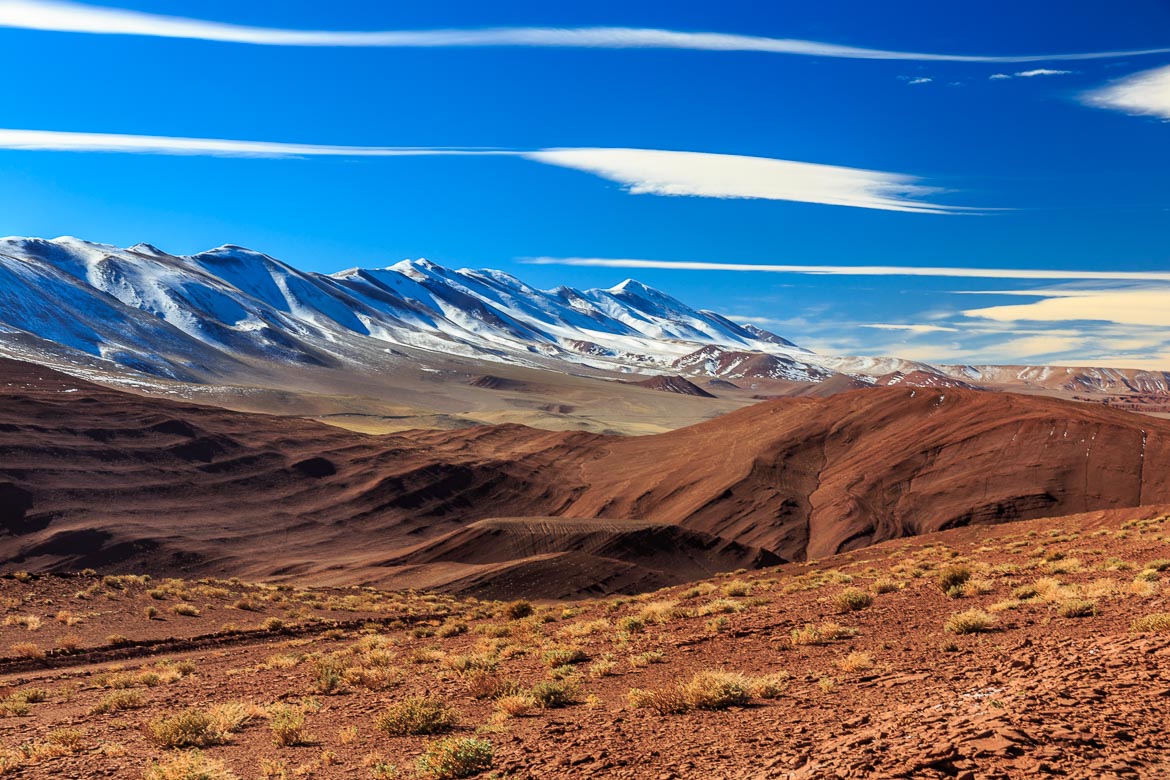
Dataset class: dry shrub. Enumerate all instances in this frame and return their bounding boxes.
[144,750,239,780]
[147,709,229,748]
[944,609,995,635]
[831,588,873,613]
[494,694,537,718]
[680,670,751,710]
[376,697,457,736]
[415,736,493,779]
[836,651,873,672]
[1131,613,1170,633]
[789,622,856,647]
[269,704,311,747]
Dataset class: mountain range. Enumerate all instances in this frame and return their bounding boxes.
[2,236,1169,418]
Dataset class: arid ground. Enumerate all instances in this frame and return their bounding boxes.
[4,505,1170,779]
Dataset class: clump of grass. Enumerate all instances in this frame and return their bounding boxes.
[872,579,901,594]
[3,614,42,631]
[502,601,533,620]
[443,653,497,676]
[944,609,995,635]
[697,599,745,616]
[588,657,617,678]
[269,704,312,746]
[749,673,789,699]
[376,697,457,736]
[528,680,578,709]
[1058,599,1097,618]
[1131,613,1170,633]
[147,709,229,748]
[628,650,665,668]
[789,622,856,647]
[962,579,995,597]
[144,750,239,780]
[310,656,349,695]
[831,588,873,613]
[541,646,587,668]
[616,616,645,634]
[262,617,285,631]
[627,687,689,715]
[171,603,200,617]
[494,694,537,718]
[90,690,145,714]
[415,737,493,779]
[680,670,752,710]
[722,580,752,597]
[936,565,971,598]
[835,651,873,672]
[1011,584,1040,600]
[9,642,43,659]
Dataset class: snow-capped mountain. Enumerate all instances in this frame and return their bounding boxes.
[0,236,832,383]
[3,237,1170,403]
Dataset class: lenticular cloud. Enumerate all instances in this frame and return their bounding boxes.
[0,129,973,214]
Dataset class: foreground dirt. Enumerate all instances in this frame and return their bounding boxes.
[3,505,1170,779]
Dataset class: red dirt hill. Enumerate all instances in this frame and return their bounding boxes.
[2,358,1170,587]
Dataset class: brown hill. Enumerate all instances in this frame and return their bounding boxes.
[629,375,715,397]
[3,358,1170,587]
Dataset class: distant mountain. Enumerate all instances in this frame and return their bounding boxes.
[1,236,1168,402]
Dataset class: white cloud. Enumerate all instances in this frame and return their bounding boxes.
[1,1,1168,62]
[861,323,958,333]
[962,287,1170,328]
[0,129,970,213]
[522,148,968,213]
[906,77,933,85]
[0,128,488,158]
[1083,64,1170,120]
[990,68,1073,81]
[1014,68,1072,77]
[523,257,1170,282]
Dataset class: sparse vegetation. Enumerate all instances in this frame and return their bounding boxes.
[147,709,229,748]
[831,588,873,613]
[269,703,312,746]
[144,750,239,780]
[944,609,995,635]
[376,697,457,736]
[415,737,493,779]
[937,565,972,597]
[1131,613,1170,633]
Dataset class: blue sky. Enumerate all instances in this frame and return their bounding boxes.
[1,0,1169,367]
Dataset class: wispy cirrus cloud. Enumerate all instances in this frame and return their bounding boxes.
[0,129,973,214]
[1,1,1168,62]
[522,257,1170,282]
[861,323,958,333]
[1083,64,1170,120]
[989,68,1074,80]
